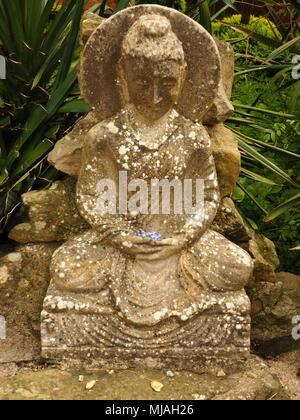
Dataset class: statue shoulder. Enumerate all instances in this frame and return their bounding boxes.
[84,115,122,150]
[178,115,211,149]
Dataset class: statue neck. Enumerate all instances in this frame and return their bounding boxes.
[126,105,178,150]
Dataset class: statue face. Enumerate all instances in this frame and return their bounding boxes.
[122,57,184,122]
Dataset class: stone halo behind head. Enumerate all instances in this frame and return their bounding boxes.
[80,4,221,122]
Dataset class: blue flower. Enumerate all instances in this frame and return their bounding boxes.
[134,230,162,242]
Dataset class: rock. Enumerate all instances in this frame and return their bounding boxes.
[203,40,235,126]
[0,357,290,400]
[209,124,241,198]
[210,217,299,347]
[9,179,88,244]
[252,233,280,270]
[0,362,18,378]
[47,112,98,176]
[246,232,280,285]
[243,231,294,344]
[276,273,300,309]
[166,370,175,377]
[150,380,164,392]
[212,198,251,243]
[0,265,10,285]
[85,380,97,390]
[80,13,105,48]
[216,369,226,377]
[0,243,59,363]
[249,272,300,344]
[214,40,235,100]
[203,85,234,126]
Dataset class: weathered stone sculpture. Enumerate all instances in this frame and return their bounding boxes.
[41,5,253,370]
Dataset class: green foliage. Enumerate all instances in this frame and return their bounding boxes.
[213,14,282,44]
[0,0,87,234]
[136,1,237,33]
[214,15,300,274]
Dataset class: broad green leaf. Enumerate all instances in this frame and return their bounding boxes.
[13,139,53,179]
[53,0,85,90]
[236,137,300,188]
[240,168,281,185]
[246,217,259,230]
[233,103,299,120]
[195,1,212,33]
[232,185,245,202]
[235,64,288,77]
[0,167,8,185]
[0,116,10,127]
[267,36,300,61]
[0,189,20,232]
[229,127,300,159]
[229,117,275,135]
[58,99,91,113]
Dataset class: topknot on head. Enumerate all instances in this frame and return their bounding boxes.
[121,14,185,64]
[135,15,171,38]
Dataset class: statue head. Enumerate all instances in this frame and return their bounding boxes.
[118,15,187,122]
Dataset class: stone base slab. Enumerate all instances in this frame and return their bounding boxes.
[0,357,291,400]
[41,307,250,372]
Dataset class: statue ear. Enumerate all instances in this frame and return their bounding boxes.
[116,59,130,104]
[177,63,187,101]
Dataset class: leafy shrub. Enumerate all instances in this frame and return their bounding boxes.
[213,15,283,58]
[214,15,300,274]
[0,0,87,236]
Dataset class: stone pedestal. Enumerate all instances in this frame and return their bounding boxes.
[41,282,250,371]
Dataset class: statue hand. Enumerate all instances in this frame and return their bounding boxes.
[136,236,185,261]
[116,234,166,256]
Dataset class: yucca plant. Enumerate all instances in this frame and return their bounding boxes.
[0,0,88,235]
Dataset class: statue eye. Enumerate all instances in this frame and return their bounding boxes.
[162,78,176,87]
[135,79,149,87]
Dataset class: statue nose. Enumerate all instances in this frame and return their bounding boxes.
[153,83,162,105]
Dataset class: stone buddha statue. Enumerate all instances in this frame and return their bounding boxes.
[41,6,253,371]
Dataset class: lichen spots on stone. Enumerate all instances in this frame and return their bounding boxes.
[107,121,119,134]
[0,265,10,284]
[7,253,22,263]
